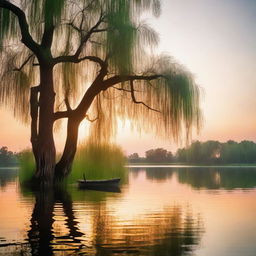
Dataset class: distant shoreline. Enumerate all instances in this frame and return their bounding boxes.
[126,163,256,168]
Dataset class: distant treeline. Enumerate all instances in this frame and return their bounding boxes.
[128,140,256,164]
[0,146,18,166]
[128,148,173,163]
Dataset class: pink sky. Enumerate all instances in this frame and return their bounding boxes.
[1,0,256,156]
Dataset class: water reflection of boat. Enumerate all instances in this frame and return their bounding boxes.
[81,185,121,193]
[78,178,121,191]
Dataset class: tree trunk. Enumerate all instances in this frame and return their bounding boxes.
[34,65,56,185]
[54,84,101,180]
[30,86,40,168]
[55,117,80,180]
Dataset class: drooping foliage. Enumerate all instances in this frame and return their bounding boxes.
[70,141,128,183]
[0,0,201,143]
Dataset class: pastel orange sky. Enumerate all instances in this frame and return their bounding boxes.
[1,0,256,155]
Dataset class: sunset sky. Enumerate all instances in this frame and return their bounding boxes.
[1,0,256,155]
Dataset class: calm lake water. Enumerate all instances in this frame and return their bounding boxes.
[0,166,256,255]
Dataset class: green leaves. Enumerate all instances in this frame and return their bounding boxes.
[0,7,10,39]
[105,0,161,74]
[0,7,18,47]
[44,0,65,26]
[0,0,201,143]
[106,0,134,74]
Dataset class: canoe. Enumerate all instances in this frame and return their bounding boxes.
[78,178,121,188]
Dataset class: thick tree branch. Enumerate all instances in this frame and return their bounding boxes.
[41,23,54,49]
[41,1,56,49]
[74,69,107,120]
[102,74,162,90]
[53,98,72,121]
[54,61,108,122]
[53,55,105,68]
[53,111,69,120]
[0,0,40,55]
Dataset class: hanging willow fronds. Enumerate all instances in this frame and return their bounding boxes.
[0,0,202,142]
[88,54,201,143]
[0,47,37,122]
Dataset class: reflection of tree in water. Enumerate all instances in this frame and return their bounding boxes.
[27,190,55,255]
[177,168,256,190]
[130,168,174,182]
[132,167,256,190]
[90,204,203,256]
[25,187,203,256]
[0,168,18,188]
[27,187,89,255]
[146,168,174,182]
[152,207,203,256]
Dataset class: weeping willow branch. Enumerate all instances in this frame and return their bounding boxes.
[53,111,69,120]
[13,54,34,71]
[53,55,105,68]
[65,22,84,33]
[53,12,106,66]
[102,74,162,90]
[112,86,132,93]
[41,12,54,49]
[65,21,107,34]
[0,0,201,148]
[74,12,105,59]
[130,80,160,112]
[0,0,40,55]
[64,97,72,112]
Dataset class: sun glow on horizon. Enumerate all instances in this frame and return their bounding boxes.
[1,0,256,154]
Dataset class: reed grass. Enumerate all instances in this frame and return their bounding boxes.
[18,143,128,185]
[69,142,128,184]
[18,150,35,184]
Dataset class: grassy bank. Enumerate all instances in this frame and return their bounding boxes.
[19,143,128,184]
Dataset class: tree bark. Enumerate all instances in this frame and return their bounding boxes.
[55,117,80,180]
[55,83,101,180]
[30,86,40,168]
[34,65,56,185]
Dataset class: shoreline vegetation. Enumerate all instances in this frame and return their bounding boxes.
[1,139,256,174]
[18,143,128,184]
[0,146,18,167]
[128,140,256,165]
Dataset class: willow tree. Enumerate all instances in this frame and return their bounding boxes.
[0,0,201,185]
